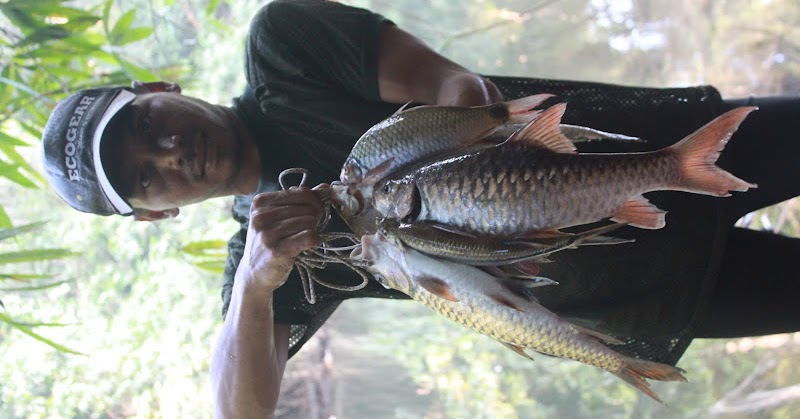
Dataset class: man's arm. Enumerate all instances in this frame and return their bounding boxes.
[211,187,325,418]
[377,24,504,107]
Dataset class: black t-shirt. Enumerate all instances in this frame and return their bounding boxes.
[222,0,729,364]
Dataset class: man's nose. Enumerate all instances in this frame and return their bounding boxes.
[150,135,183,169]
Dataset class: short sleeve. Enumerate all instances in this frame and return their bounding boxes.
[244,0,392,102]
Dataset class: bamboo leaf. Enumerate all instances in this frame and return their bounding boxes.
[114,27,153,45]
[102,0,112,35]
[0,221,47,241]
[0,311,84,355]
[114,55,158,81]
[0,278,72,292]
[0,142,45,184]
[0,130,31,147]
[0,163,38,188]
[108,9,136,45]
[192,260,226,274]
[0,206,12,229]
[0,248,76,264]
[181,239,227,255]
[0,273,53,282]
[206,0,221,15]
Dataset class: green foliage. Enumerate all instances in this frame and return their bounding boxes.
[0,222,80,354]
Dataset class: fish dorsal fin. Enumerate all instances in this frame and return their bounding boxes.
[393,101,414,115]
[417,276,459,302]
[509,103,577,154]
[428,222,477,238]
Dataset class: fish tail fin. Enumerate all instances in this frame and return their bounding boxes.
[614,357,688,404]
[505,94,553,124]
[668,106,758,196]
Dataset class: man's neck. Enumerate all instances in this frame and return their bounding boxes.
[225,106,262,196]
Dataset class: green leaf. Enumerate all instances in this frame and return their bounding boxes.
[114,27,153,45]
[102,0,113,36]
[206,0,222,15]
[114,55,158,81]
[192,260,226,274]
[0,273,53,282]
[0,142,45,185]
[0,162,38,188]
[0,130,31,147]
[0,207,12,230]
[108,9,136,45]
[0,221,47,241]
[0,278,72,292]
[181,239,227,255]
[0,76,42,98]
[0,311,84,355]
[0,248,76,264]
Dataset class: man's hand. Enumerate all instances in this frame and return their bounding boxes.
[435,71,504,107]
[240,186,326,291]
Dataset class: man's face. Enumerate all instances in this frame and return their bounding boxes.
[102,91,244,211]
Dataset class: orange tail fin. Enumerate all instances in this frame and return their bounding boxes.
[505,94,553,124]
[614,357,688,404]
[669,106,758,196]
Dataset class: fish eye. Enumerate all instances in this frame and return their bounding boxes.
[382,183,392,194]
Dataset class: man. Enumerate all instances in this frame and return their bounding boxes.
[40,0,800,417]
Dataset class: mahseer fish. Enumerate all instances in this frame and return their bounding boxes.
[374,104,757,235]
[352,230,687,403]
[340,94,552,188]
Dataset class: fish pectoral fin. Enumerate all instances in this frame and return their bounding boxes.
[507,103,577,154]
[510,260,540,277]
[501,342,535,361]
[572,223,634,246]
[610,196,667,229]
[499,278,545,302]
[490,293,525,312]
[417,276,459,302]
[570,324,625,345]
[362,158,396,185]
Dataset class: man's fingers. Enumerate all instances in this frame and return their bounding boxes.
[250,205,322,229]
[272,229,322,257]
[252,188,325,210]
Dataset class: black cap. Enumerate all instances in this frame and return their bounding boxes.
[41,87,136,216]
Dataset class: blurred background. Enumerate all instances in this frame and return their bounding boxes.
[1,0,799,417]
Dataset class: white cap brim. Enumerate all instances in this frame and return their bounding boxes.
[92,90,136,215]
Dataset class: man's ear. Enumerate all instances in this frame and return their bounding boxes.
[133,208,180,222]
[130,81,182,94]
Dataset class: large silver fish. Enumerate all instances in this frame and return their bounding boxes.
[374,105,757,235]
[340,94,552,188]
[339,94,552,211]
[352,230,687,403]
